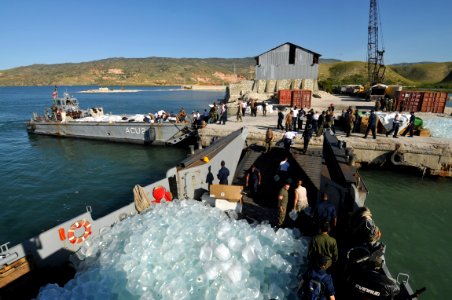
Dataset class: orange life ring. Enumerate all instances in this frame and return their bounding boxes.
[67,220,92,244]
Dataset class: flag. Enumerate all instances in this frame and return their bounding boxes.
[52,86,58,99]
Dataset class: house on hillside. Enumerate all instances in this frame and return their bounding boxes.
[255,42,321,81]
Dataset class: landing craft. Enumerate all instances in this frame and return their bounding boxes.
[27,92,196,145]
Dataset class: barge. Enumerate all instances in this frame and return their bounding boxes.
[27,92,195,145]
[0,128,423,299]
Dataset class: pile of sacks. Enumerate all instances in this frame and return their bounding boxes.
[38,200,309,299]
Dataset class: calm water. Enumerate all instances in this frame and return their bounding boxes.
[0,86,224,246]
[0,87,450,299]
[360,168,452,299]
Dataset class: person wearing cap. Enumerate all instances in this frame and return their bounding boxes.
[363,109,377,139]
[277,181,291,227]
[401,111,415,137]
[217,160,230,185]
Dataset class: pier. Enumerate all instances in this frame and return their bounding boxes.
[198,113,452,177]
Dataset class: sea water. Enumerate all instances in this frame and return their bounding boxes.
[0,86,224,246]
[1,87,451,299]
[360,168,452,300]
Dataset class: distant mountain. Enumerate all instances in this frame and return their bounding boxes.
[319,58,342,64]
[390,62,436,66]
[0,56,450,87]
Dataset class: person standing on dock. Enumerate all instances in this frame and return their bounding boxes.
[298,107,305,131]
[277,109,284,130]
[265,128,274,153]
[285,110,293,132]
[386,112,401,138]
[217,160,230,185]
[345,108,355,137]
[302,124,313,154]
[220,104,228,125]
[277,181,290,227]
[241,100,247,117]
[262,101,267,116]
[292,107,298,131]
[236,101,243,122]
[363,110,377,139]
[401,111,415,137]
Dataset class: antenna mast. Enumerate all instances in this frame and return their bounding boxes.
[367,0,386,85]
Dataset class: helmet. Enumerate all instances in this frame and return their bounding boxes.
[202,156,209,163]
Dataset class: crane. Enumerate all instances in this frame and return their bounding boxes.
[367,0,385,86]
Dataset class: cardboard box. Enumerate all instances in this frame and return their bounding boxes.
[210,184,243,202]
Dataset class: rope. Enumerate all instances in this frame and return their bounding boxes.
[133,185,151,213]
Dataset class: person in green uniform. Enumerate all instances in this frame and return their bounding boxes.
[278,182,290,227]
[308,221,338,270]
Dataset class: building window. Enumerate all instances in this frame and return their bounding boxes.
[312,55,319,65]
[289,45,296,65]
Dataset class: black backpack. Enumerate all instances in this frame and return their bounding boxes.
[300,271,328,300]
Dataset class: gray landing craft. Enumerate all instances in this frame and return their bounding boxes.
[27,92,195,145]
[1,128,424,299]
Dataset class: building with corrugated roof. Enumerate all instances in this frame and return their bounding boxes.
[255,42,321,81]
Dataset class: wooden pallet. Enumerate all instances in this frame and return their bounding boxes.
[0,257,32,288]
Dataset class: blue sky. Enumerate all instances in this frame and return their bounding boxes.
[0,0,451,70]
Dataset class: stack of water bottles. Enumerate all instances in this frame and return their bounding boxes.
[38,200,309,299]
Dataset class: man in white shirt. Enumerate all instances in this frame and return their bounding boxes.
[283,131,297,153]
[292,107,299,131]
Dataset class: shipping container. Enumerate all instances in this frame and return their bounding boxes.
[278,89,292,106]
[395,91,423,112]
[292,90,312,108]
[396,90,448,113]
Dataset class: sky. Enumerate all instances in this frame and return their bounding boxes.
[0,0,451,70]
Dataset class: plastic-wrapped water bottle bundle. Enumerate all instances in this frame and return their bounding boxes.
[38,200,309,299]
[423,117,452,138]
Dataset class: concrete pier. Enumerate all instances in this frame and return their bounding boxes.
[198,113,452,177]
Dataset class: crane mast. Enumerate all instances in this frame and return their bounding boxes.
[367,0,385,85]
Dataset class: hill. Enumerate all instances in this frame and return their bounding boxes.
[0,57,451,88]
[0,57,255,86]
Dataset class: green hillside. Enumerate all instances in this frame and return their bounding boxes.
[0,57,255,86]
[390,62,452,84]
[0,56,450,88]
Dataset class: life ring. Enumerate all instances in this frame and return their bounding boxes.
[390,151,404,165]
[67,220,92,244]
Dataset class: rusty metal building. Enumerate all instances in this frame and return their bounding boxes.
[255,42,321,80]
